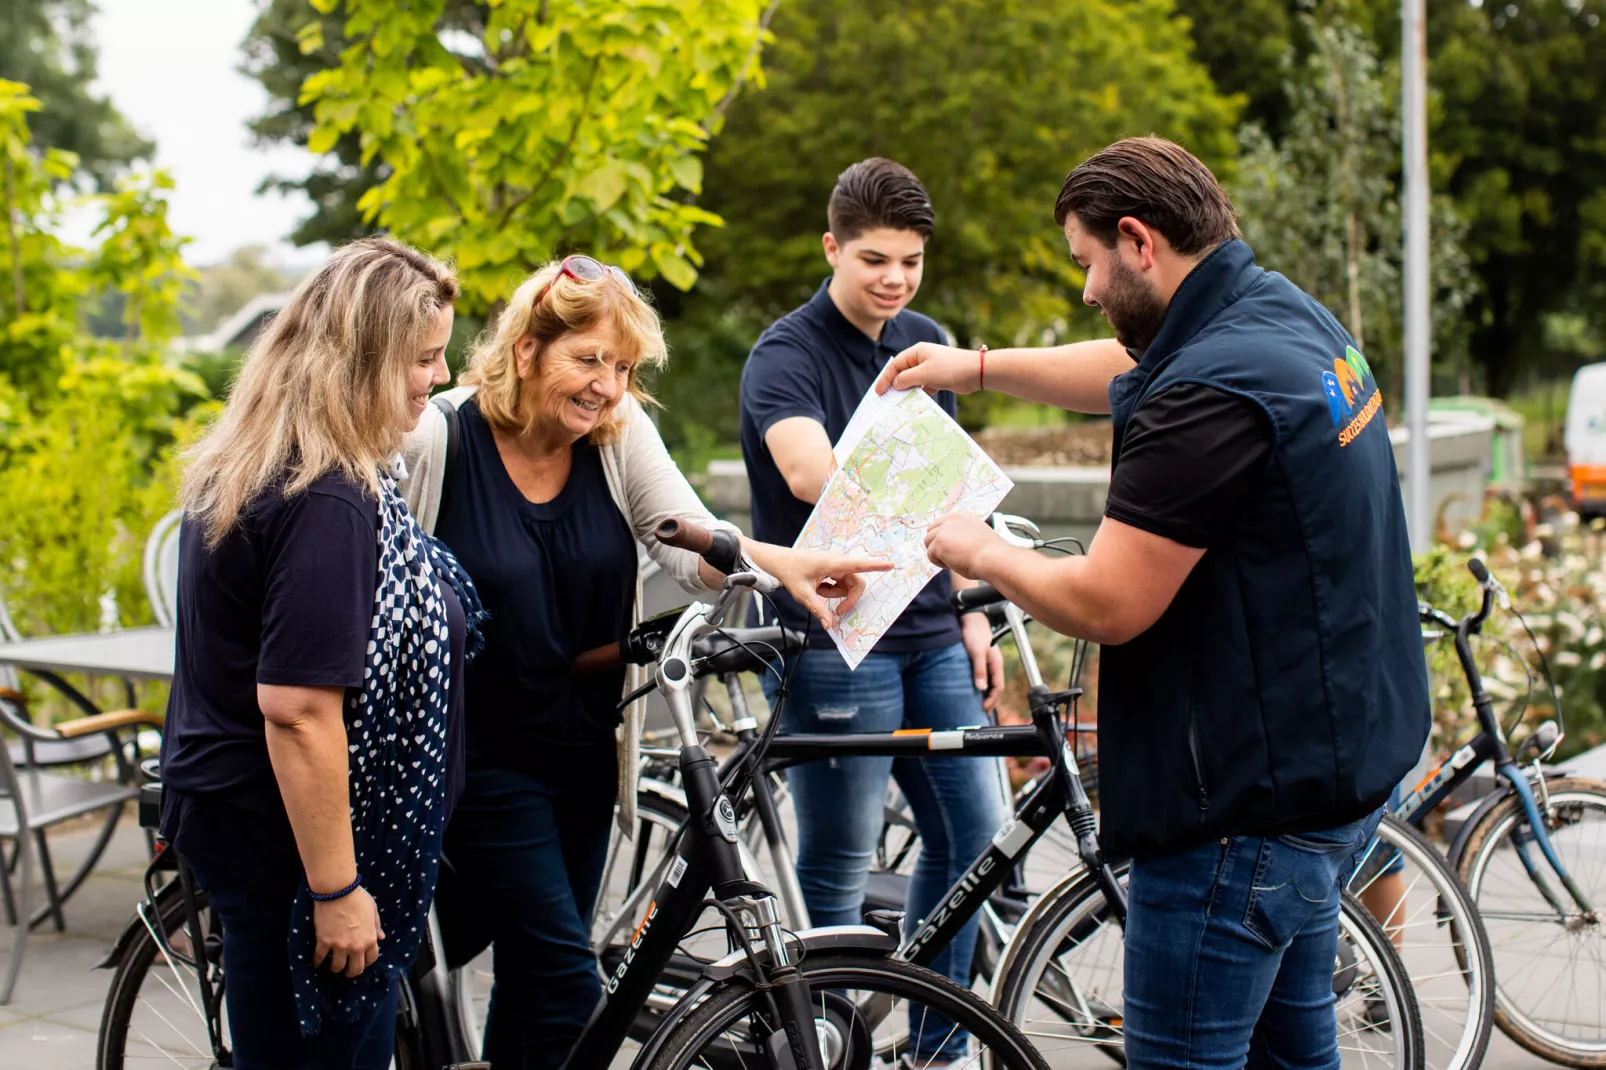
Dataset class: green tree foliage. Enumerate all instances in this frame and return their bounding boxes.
[295,0,776,312]
[1232,15,1478,397]
[653,0,1240,440]
[1430,0,1606,397]
[0,0,153,189]
[0,81,207,636]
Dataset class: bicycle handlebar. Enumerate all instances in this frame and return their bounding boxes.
[656,518,744,577]
[951,583,1005,613]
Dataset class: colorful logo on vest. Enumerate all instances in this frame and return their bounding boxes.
[1322,345,1382,447]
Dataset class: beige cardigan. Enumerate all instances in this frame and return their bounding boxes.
[398,385,740,831]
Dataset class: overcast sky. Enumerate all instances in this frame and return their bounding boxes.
[84,0,323,268]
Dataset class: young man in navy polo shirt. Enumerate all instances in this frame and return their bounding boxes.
[880,138,1430,1068]
[739,158,1006,1065]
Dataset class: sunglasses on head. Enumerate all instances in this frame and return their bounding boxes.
[534,254,633,307]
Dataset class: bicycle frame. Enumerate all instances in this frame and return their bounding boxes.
[562,578,839,1070]
[1395,568,1597,922]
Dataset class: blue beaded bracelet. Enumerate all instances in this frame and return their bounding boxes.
[308,874,362,902]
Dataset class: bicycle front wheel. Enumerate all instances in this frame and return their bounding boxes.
[641,952,1049,1070]
[992,865,1424,1069]
[1455,777,1606,1066]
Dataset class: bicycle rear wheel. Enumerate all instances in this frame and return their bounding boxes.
[96,887,228,1069]
[1455,777,1606,1066]
[1347,813,1495,1070]
[992,865,1424,1069]
[641,951,1049,1070]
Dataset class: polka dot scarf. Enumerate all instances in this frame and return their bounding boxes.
[288,470,483,1037]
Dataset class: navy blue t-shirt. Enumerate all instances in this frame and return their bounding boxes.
[433,399,636,765]
[740,280,961,651]
[160,472,468,830]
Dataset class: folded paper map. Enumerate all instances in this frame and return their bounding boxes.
[795,383,1013,668]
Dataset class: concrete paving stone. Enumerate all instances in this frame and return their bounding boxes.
[0,935,115,1018]
[0,1014,98,1065]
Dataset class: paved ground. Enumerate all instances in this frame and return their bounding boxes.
[0,815,1575,1069]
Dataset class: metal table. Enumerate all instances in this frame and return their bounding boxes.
[0,626,175,684]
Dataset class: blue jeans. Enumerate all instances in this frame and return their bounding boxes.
[169,792,399,1070]
[765,643,1009,1058]
[1123,809,1385,1070]
[437,749,617,1070]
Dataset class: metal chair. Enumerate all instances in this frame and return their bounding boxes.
[141,508,183,628]
[0,693,163,1002]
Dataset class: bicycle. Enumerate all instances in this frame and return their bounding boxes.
[582,514,1425,1069]
[96,519,1049,1070]
[1405,557,1606,1066]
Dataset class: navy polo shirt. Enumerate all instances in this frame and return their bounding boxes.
[739,279,962,652]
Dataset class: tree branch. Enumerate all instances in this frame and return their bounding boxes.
[701,0,782,135]
[498,55,602,228]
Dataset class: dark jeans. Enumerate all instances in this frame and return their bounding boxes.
[167,790,399,1070]
[1122,809,1385,1070]
[437,750,617,1070]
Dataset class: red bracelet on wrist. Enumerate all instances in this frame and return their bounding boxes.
[978,344,988,391]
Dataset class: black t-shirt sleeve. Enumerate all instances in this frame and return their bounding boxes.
[743,330,826,440]
[1104,383,1273,549]
[257,489,377,688]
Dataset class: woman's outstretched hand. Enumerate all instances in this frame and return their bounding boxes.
[744,544,893,630]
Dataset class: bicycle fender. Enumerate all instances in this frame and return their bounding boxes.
[990,865,1111,998]
[622,975,721,1070]
[94,874,188,970]
[1442,766,1571,872]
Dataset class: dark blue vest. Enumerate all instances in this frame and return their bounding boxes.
[1099,239,1430,860]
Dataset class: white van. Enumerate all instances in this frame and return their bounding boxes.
[1564,362,1606,516]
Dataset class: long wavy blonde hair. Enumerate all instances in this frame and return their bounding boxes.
[182,236,458,546]
[462,259,666,444]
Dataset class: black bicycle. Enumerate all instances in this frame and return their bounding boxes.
[585,515,1425,1069]
[94,519,1049,1070]
[1397,558,1606,1066]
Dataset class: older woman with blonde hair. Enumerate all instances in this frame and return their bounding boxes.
[160,236,482,1069]
[399,255,883,1069]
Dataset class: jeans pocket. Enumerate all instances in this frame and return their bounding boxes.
[1242,836,1345,951]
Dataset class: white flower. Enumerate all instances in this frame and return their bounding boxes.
[1556,650,1582,668]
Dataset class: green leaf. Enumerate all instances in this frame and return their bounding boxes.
[576,161,629,212]
[651,245,698,290]
[668,154,702,193]
[307,125,341,155]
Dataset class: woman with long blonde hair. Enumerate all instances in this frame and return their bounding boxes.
[399,255,886,1068]
[161,236,482,1069]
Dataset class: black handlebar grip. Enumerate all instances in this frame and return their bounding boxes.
[952,583,1005,613]
[1467,558,1490,584]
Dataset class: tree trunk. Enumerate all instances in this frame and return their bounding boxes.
[1345,208,1365,352]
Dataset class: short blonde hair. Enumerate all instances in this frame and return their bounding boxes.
[463,259,666,444]
[182,236,458,545]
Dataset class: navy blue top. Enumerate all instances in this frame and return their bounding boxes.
[1098,239,1429,859]
[433,398,636,765]
[740,280,961,652]
[160,471,467,826]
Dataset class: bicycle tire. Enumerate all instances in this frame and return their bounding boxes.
[1454,776,1606,1066]
[640,951,1049,1070]
[1347,813,1495,1070]
[97,887,225,1070]
[992,864,1425,1069]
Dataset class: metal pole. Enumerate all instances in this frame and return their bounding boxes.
[1403,0,1432,551]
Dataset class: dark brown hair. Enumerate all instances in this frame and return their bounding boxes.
[1054,137,1239,256]
[827,157,934,243]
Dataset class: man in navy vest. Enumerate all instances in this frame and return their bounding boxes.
[877,137,1430,1067]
